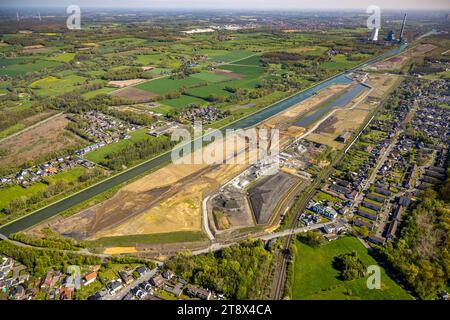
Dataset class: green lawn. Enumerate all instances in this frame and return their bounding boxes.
[292,236,411,300]
[313,191,341,204]
[146,67,172,75]
[136,53,167,65]
[322,54,360,70]
[220,64,264,78]
[0,123,26,139]
[88,231,207,247]
[231,54,262,66]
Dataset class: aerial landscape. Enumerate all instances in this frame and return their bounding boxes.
[0,0,449,308]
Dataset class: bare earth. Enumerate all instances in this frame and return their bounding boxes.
[108,79,146,88]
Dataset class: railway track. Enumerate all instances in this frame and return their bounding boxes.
[270,96,383,299]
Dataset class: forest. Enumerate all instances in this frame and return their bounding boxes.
[165,240,274,299]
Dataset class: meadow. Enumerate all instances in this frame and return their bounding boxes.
[0,57,61,77]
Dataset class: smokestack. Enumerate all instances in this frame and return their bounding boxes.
[399,13,407,43]
[369,28,379,41]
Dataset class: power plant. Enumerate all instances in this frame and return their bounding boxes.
[371,13,407,44]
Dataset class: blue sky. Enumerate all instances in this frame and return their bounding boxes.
[2,0,450,10]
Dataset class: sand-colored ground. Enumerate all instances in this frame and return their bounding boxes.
[108,79,146,88]
[369,43,437,71]
[103,247,138,254]
[306,74,400,149]
[0,113,84,169]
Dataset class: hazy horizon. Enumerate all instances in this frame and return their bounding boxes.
[1,0,449,11]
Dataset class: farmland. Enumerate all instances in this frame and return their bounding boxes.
[0,57,61,77]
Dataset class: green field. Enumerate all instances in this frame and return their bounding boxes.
[322,54,361,70]
[291,237,411,300]
[190,71,231,83]
[146,67,172,75]
[0,58,62,77]
[231,54,262,66]
[88,231,207,247]
[0,123,26,139]
[185,84,231,99]
[211,50,255,63]
[160,94,207,109]
[30,75,87,97]
[47,52,76,63]
[220,64,264,78]
[136,53,167,65]
[81,87,116,99]
[134,76,205,95]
